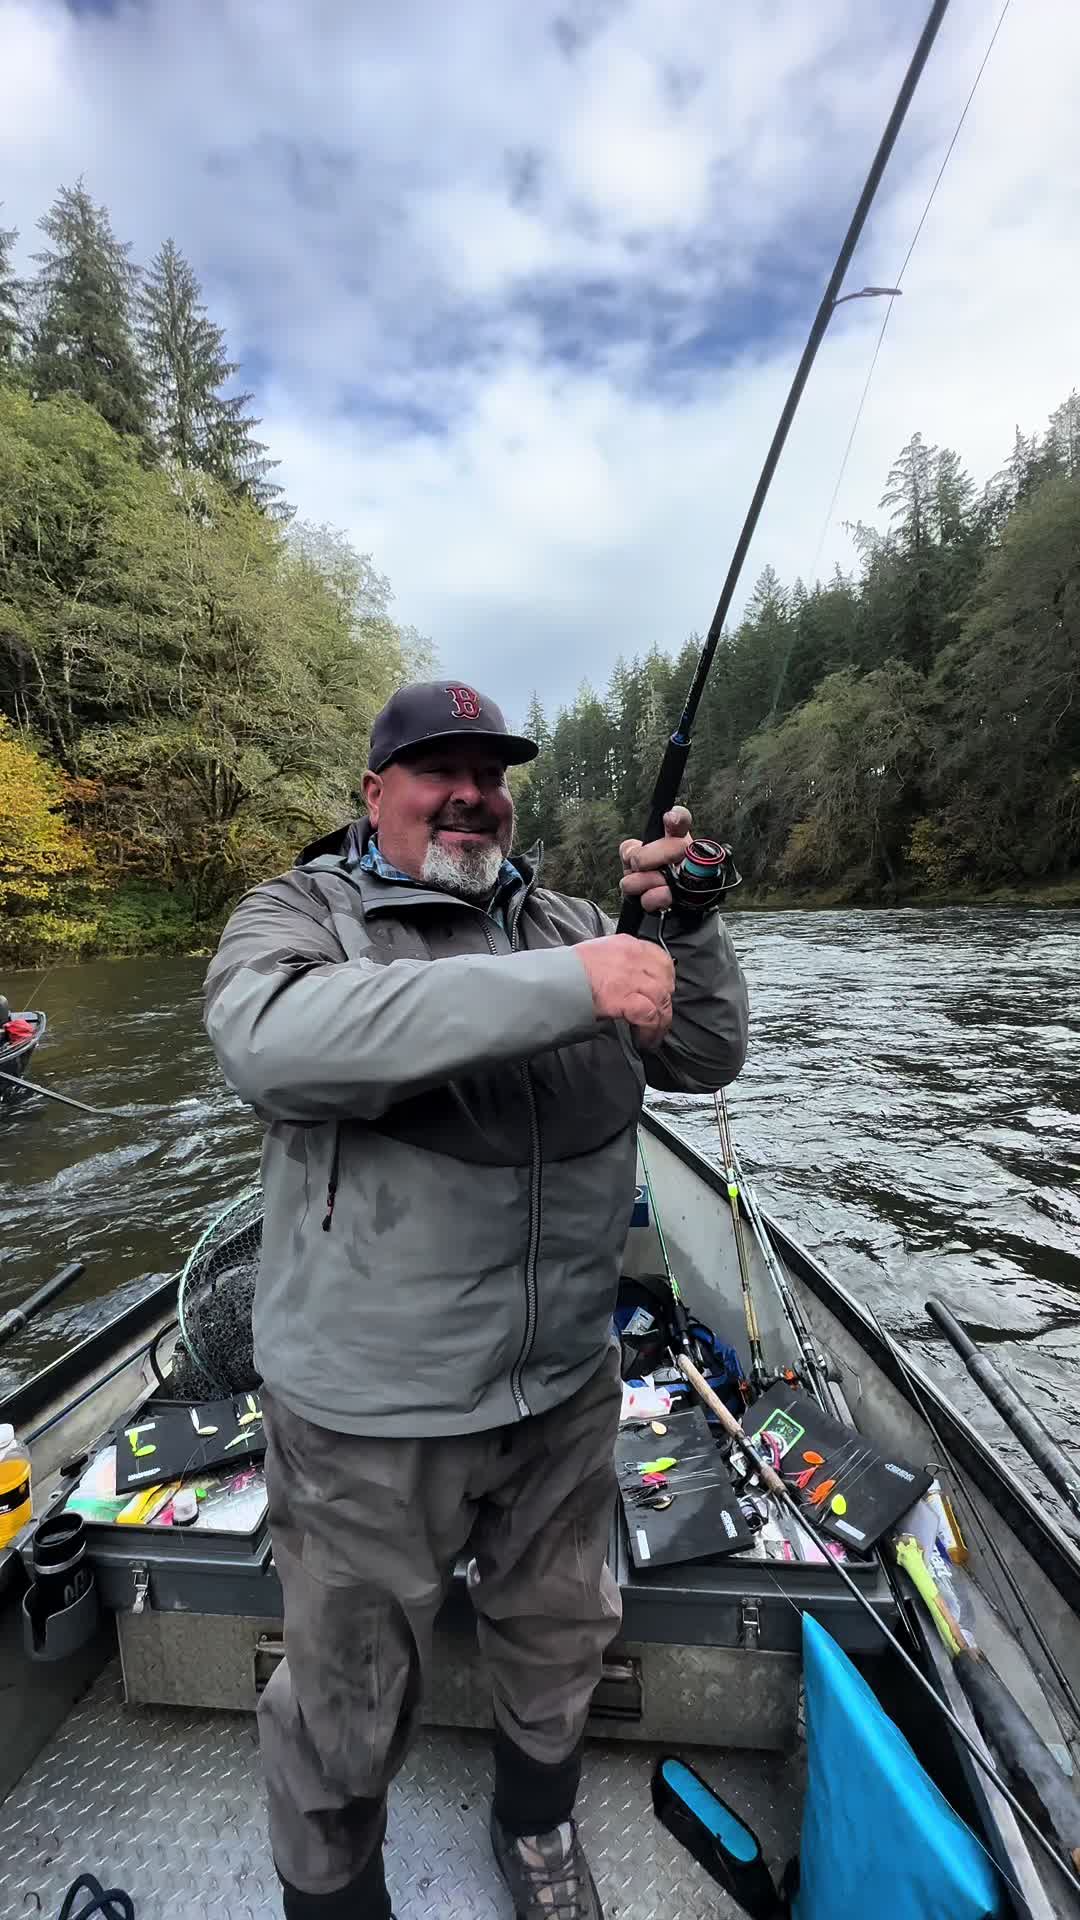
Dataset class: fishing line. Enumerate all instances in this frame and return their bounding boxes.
[618,0,954,933]
[867,1303,1080,1736]
[798,0,1014,614]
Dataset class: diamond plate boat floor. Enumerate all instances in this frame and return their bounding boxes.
[1,1663,804,1919]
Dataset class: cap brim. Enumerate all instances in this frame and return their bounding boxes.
[375,729,539,772]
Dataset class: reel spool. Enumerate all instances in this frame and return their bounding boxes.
[664,837,742,916]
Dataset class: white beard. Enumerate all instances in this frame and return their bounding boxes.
[421,837,506,899]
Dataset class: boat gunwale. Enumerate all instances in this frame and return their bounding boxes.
[639,1105,1080,1619]
[0,1271,178,1431]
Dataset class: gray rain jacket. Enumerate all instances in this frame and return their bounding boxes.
[203,822,749,1436]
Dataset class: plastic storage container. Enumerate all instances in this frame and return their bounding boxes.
[0,1420,32,1550]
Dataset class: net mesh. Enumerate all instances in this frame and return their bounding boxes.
[173,1188,264,1398]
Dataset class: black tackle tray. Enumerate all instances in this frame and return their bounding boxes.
[32,1416,275,1619]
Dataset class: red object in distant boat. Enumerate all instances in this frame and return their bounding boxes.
[3,1017,34,1043]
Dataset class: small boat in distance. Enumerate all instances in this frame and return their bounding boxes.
[0,1009,47,1104]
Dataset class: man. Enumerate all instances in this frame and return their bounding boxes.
[204,680,749,1919]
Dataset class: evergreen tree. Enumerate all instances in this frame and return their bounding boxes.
[0,214,24,365]
[513,694,562,852]
[139,238,286,514]
[30,180,149,439]
[1043,391,1080,480]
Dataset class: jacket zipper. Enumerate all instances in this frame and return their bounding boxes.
[480,914,541,1419]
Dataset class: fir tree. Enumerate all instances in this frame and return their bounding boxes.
[30,180,149,438]
[139,238,286,514]
[0,214,24,365]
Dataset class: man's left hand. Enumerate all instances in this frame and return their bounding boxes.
[619,806,692,916]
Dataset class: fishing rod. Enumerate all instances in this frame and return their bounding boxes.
[891,1524,1080,1884]
[617,0,952,937]
[637,1161,1080,1896]
[726,1126,839,1418]
[637,1133,709,1374]
[711,1091,767,1391]
[927,1295,1080,1529]
[868,1304,1080,1738]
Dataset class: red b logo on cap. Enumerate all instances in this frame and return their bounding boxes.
[447,685,481,719]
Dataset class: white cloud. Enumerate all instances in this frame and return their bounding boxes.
[1,0,1076,724]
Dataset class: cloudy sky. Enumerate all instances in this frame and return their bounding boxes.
[1,0,1075,721]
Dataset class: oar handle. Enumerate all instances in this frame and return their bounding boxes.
[926,1295,1080,1524]
[0,1260,85,1351]
[925,1296,978,1364]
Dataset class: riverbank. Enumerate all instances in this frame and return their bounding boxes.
[726,875,1080,913]
[4,871,1079,969]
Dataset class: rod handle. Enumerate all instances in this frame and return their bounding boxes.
[676,1354,785,1497]
[616,733,691,936]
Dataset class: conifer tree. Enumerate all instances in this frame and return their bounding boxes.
[30,180,149,439]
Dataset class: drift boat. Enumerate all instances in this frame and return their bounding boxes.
[0,1106,1077,1919]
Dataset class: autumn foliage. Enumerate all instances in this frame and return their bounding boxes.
[0,718,95,957]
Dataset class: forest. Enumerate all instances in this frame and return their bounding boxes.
[519,404,1080,912]
[1,180,1078,964]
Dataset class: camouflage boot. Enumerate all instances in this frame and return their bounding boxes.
[491,1812,603,1919]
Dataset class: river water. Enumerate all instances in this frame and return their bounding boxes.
[2,911,1078,1479]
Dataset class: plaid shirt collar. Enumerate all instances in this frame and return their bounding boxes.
[343,824,525,927]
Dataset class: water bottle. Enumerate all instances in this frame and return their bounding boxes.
[0,1420,32,1550]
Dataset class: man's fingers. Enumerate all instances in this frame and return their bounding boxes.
[625,831,691,873]
[620,809,691,872]
[628,991,673,1040]
[619,870,674,912]
[639,881,674,915]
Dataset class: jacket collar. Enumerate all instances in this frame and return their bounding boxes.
[296,817,542,921]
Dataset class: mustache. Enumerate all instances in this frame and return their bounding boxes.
[431,810,502,834]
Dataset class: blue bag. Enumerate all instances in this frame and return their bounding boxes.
[794,1614,1002,1919]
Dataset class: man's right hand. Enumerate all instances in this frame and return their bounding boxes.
[576,935,675,1048]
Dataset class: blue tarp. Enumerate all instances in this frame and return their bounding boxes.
[794,1614,1003,1920]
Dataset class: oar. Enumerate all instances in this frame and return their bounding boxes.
[0,1260,86,1351]
[0,1068,119,1117]
[926,1296,1080,1527]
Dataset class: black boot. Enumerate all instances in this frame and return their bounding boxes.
[279,1849,392,1919]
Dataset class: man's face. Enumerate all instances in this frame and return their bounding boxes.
[362,744,516,897]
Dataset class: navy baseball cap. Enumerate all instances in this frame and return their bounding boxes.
[368,681,539,773]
